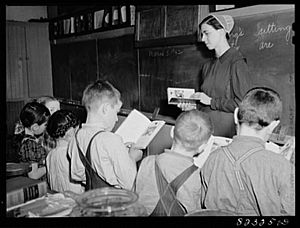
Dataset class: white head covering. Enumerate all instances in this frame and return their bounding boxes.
[209,14,234,34]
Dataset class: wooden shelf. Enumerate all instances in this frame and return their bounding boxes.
[49,5,135,40]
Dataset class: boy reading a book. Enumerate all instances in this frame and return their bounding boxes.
[135,110,213,215]
[200,87,295,216]
[67,80,143,190]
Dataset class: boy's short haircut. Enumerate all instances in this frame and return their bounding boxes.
[237,87,282,130]
[174,110,213,151]
[82,80,121,112]
[20,102,50,128]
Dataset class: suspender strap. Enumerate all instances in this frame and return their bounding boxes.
[75,129,114,190]
[222,146,263,216]
[223,146,263,166]
[151,156,198,216]
[75,129,103,170]
[85,131,103,163]
[155,156,198,196]
[223,146,262,190]
[170,164,198,193]
[222,147,236,165]
[153,159,176,215]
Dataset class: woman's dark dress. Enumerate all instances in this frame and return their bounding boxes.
[199,47,252,137]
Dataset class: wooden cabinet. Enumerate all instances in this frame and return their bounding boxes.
[6,22,28,100]
[6,21,52,144]
[6,21,53,100]
[25,23,53,98]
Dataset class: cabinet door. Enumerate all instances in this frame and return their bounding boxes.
[6,22,28,100]
[25,22,53,97]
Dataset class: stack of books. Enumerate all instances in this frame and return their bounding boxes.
[6,176,48,209]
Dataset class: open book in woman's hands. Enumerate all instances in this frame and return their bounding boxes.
[167,87,200,105]
[115,109,165,149]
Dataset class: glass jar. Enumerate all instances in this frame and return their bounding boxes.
[69,187,147,217]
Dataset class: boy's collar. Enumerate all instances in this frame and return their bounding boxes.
[164,149,195,162]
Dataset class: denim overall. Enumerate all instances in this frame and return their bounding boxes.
[150,156,198,216]
[222,146,262,216]
[75,130,115,190]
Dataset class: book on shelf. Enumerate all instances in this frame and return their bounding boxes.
[167,87,200,105]
[115,109,165,149]
[6,176,48,209]
[121,6,127,23]
[63,19,71,35]
[94,10,104,29]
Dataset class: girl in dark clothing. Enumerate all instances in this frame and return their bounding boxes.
[179,14,253,138]
[18,102,50,180]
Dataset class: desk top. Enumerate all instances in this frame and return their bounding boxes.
[6,163,31,178]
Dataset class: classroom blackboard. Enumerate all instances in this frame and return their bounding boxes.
[229,9,295,135]
[51,40,98,101]
[69,40,98,101]
[138,8,294,135]
[139,7,164,40]
[51,43,71,99]
[139,43,213,118]
[52,34,138,111]
[97,34,139,109]
[166,5,199,37]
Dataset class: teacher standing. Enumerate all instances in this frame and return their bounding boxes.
[179,14,253,138]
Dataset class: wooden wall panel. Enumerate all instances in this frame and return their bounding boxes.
[6,101,25,136]
[26,23,53,98]
[6,22,28,100]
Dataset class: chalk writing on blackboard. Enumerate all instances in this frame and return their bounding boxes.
[230,21,293,51]
[173,78,196,85]
[148,48,183,57]
[229,26,244,49]
[254,22,292,50]
[256,22,292,42]
[140,74,151,78]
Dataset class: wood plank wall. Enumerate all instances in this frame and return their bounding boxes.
[6,100,25,162]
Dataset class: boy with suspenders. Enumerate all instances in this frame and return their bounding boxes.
[200,87,295,216]
[135,110,213,216]
[68,80,143,190]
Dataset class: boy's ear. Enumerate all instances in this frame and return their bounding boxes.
[268,120,280,133]
[97,103,107,115]
[30,123,39,132]
[170,126,174,139]
[102,102,111,114]
[234,107,239,125]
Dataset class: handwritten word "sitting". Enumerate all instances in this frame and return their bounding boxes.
[255,22,292,50]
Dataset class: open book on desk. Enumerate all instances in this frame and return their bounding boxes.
[115,109,165,149]
[167,87,200,105]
